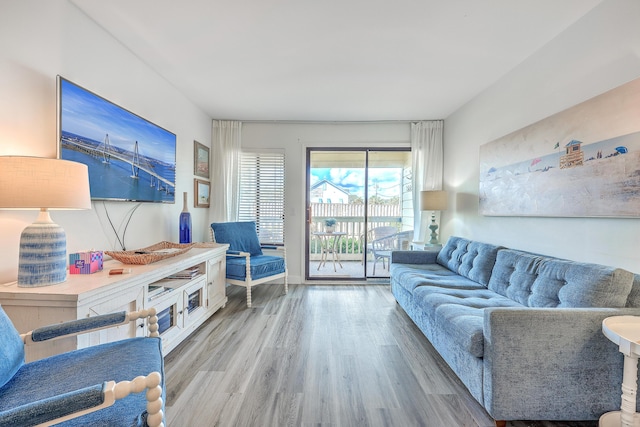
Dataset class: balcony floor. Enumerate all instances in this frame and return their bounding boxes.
[308,259,390,280]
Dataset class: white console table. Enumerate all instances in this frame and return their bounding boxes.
[0,244,228,361]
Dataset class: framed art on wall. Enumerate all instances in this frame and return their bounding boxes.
[194,140,210,178]
[194,179,210,208]
[479,77,640,217]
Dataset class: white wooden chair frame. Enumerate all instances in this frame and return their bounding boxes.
[18,309,164,427]
[211,228,288,308]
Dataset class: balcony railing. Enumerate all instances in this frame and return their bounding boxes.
[309,203,403,260]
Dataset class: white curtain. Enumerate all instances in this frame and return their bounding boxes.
[210,120,242,224]
[411,120,444,242]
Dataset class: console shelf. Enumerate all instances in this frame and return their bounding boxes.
[0,244,228,361]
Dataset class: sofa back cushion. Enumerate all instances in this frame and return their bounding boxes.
[489,249,634,308]
[436,236,501,286]
[625,274,640,307]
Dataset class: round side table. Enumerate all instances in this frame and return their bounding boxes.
[600,316,640,427]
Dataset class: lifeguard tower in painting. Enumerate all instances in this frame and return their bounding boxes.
[560,139,584,169]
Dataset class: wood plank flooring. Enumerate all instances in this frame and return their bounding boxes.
[164,283,598,427]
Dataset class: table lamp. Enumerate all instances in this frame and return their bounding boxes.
[0,156,91,287]
[420,190,448,245]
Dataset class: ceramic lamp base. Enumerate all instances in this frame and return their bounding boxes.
[18,219,67,287]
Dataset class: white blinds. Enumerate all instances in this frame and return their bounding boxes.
[238,151,285,245]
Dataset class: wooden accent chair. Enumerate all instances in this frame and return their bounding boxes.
[0,305,164,426]
[211,221,288,308]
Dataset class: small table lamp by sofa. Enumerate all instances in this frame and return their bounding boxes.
[0,156,91,287]
[420,190,448,245]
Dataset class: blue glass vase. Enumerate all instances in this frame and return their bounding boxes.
[179,192,192,243]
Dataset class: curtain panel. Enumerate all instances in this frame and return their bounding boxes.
[210,120,242,223]
[411,120,444,242]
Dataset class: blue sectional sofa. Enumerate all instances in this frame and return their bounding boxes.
[390,236,640,423]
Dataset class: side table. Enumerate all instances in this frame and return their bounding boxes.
[600,316,640,427]
[312,232,346,272]
[410,242,442,252]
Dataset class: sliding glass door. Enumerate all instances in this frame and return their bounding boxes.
[305,148,412,280]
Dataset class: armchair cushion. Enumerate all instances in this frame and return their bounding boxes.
[0,306,24,389]
[211,222,263,256]
[226,255,286,281]
[0,337,163,427]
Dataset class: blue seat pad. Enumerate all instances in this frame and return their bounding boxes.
[226,255,285,281]
[0,337,164,427]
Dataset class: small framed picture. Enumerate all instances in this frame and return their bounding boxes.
[194,140,210,178]
[194,179,210,208]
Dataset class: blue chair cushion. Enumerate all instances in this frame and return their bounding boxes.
[0,337,164,427]
[211,222,263,256]
[0,306,24,389]
[226,255,286,281]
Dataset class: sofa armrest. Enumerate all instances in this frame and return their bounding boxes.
[21,308,159,344]
[483,307,640,421]
[391,250,438,265]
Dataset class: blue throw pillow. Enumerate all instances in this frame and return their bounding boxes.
[0,305,24,388]
[211,222,263,256]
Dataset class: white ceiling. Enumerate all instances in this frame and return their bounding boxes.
[72,0,602,122]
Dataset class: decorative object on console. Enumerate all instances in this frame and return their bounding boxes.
[420,190,448,245]
[106,241,195,265]
[194,140,210,178]
[0,156,91,287]
[179,191,192,242]
[69,250,103,274]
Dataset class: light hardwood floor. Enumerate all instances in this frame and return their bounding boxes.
[164,283,598,427]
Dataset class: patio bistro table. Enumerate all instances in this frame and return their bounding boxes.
[312,232,346,272]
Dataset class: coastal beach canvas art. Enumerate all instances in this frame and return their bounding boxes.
[479,77,640,217]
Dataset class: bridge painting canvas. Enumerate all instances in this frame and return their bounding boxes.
[58,76,176,203]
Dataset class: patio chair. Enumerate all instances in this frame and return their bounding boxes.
[211,221,288,308]
[362,226,397,268]
[371,230,414,274]
[0,305,164,427]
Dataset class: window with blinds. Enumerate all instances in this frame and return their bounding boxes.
[238,151,285,245]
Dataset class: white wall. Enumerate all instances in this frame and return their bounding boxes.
[241,122,410,283]
[0,1,213,283]
[443,0,640,272]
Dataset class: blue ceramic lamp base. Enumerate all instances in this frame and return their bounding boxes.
[18,210,67,287]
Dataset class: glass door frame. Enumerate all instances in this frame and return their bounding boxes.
[304,147,411,281]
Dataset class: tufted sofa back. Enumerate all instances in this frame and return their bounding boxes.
[488,249,634,308]
[436,236,501,286]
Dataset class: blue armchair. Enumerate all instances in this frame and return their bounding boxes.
[211,221,288,308]
[0,305,164,427]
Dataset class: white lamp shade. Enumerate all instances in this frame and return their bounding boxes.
[420,190,448,211]
[0,156,91,210]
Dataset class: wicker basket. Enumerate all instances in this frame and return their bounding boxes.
[105,241,196,265]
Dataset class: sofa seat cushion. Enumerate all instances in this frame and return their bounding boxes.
[0,337,164,427]
[226,255,285,281]
[391,263,487,294]
[436,237,501,286]
[489,249,634,308]
[414,287,523,358]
